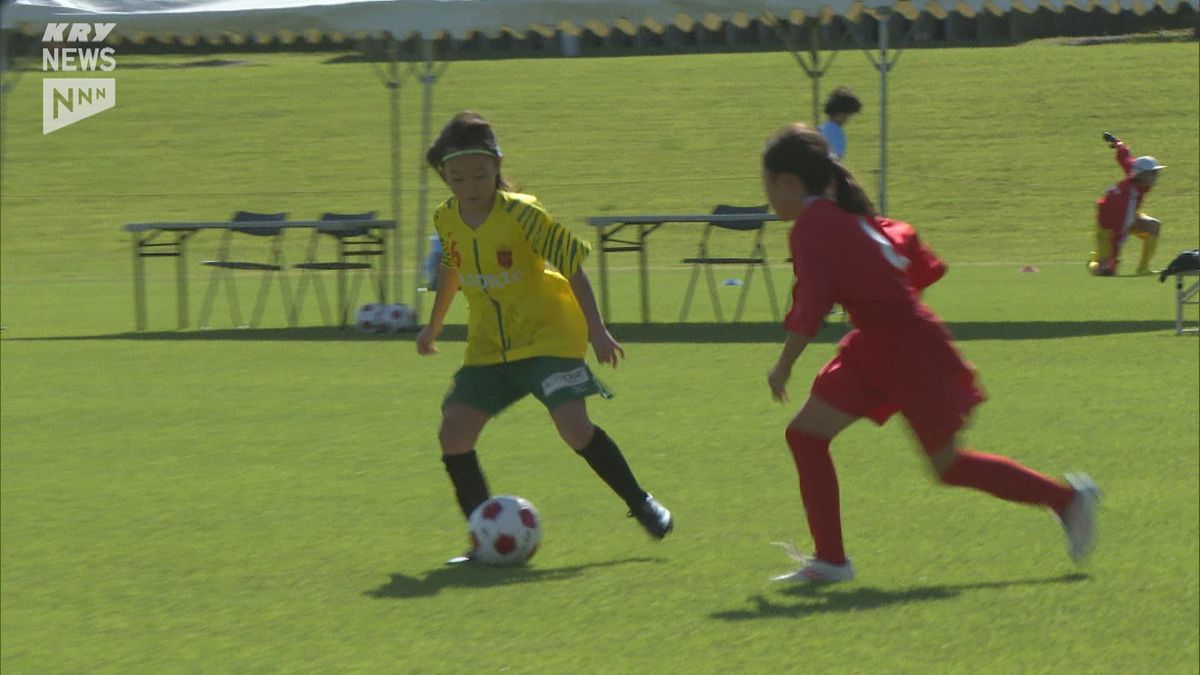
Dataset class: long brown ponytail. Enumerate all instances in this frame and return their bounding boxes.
[830,161,875,216]
[763,123,875,217]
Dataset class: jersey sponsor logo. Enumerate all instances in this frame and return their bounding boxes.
[497,247,513,269]
[541,366,590,397]
[459,269,524,290]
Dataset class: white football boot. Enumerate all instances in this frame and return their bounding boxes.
[769,541,855,583]
[1059,473,1101,563]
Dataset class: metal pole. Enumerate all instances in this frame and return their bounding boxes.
[133,236,146,331]
[413,38,436,317]
[597,229,611,321]
[764,13,831,128]
[387,37,401,305]
[176,233,189,329]
[877,8,890,215]
[638,224,650,323]
[809,22,820,126]
[1177,276,1184,335]
[0,27,10,227]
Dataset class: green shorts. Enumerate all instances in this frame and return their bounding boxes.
[444,357,612,416]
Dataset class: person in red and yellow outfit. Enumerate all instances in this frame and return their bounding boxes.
[1090,133,1165,276]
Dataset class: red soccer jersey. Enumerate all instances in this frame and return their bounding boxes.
[877,217,947,292]
[1096,142,1152,242]
[785,199,982,450]
[785,199,948,338]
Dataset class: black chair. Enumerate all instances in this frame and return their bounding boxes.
[679,204,780,322]
[1160,249,1200,335]
[197,211,294,328]
[292,212,384,327]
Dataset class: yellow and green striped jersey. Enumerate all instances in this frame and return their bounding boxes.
[435,191,592,366]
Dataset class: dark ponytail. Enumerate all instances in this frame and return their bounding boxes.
[830,161,875,216]
[763,123,874,217]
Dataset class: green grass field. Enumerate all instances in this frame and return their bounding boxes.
[2,41,1198,673]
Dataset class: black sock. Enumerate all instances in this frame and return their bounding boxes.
[576,425,647,508]
[442,450,490,520]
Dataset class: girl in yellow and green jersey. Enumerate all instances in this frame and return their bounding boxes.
[416,112,673,562]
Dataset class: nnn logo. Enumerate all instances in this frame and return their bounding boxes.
[43,79,116,134]
[42,23,118,134]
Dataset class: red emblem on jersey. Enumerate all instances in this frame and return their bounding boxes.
[449,240,461,268]
[496,247,513,269]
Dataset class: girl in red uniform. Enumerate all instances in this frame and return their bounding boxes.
[1089,133,1165,276]
[761,124,1099,583]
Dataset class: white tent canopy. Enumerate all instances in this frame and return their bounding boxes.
[4,0,1195,314]
[7,1,1179,40]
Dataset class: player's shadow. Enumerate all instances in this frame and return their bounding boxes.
[365,556,663,599]
[0,325,438,342]
[600,320,1175,343]
[710,572,1089,620]
[6,320,1175,342]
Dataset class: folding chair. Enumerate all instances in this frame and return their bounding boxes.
[292,211,384,327]
[1159,249,1200,335]
[679,204,780,322]
[1174,271,1200,335]
[197,211,295,328]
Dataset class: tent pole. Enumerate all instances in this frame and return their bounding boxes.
[877,8,890,215]
[387,36,402,305]
[0,25,13,224]
[413,37,435,317]
[809,21,820,127]
[0,30,7,222]
[762,13,834,128]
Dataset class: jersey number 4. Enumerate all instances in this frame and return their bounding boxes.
[857,218,910,271]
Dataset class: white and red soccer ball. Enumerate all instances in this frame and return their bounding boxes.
[355,303,416,333]
[355,303,384,332]
[468,495,542,565]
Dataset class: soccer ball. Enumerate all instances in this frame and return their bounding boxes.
[378,303,417,332]
[468,495,542,566]
[356,303,417,333]
[354,303,386,333]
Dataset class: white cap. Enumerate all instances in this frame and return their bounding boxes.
[1131,156,1166,175]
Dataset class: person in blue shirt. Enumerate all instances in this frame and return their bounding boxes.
[816,87,862,160]
[423,234,443,290]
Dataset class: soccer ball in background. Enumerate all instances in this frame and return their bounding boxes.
[355,303,417,333]
[355,303,386,333]
[379,303,417,332]
[468,495,542,566]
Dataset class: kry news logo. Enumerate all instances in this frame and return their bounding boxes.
[42,23,117,134]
